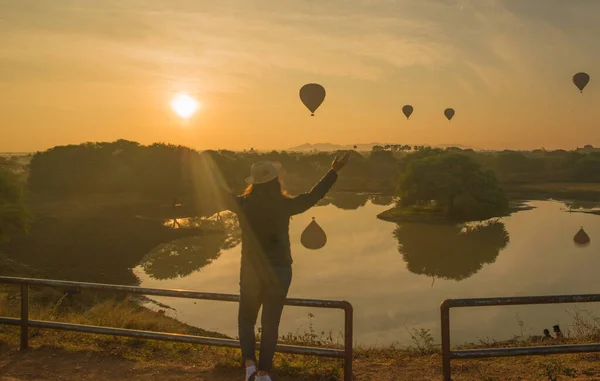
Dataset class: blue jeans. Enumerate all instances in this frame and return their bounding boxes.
[238,262,292,371]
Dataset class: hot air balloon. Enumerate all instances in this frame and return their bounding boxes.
[299,84,326,116]
[574,227,590,246]
[301,217,327,250]
[402,105,414,119]
[353,145,358,150]
[573,72,590,93]
[444,108,455,121]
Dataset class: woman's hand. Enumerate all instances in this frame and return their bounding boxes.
[332,151,351,173]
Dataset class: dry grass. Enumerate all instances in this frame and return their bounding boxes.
[2,293,600,380]
[2,254,600,380]
[0,285,225,339]
[3,328,600,380]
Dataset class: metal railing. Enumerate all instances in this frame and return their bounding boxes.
[0,276,353,381]
[441,294,600,381]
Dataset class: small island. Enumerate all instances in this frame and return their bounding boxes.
[377,149,531,224]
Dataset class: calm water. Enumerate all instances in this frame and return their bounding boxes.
[134,199,600,346]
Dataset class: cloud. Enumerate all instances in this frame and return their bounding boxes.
[2,0,600,96]
[418,0,599,95]
[0,1,452,87]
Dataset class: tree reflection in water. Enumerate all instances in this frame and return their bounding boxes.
[310,193,394,209]
[369,195,395,206]
[329,192,369,210]
[395,220,509,282]
[140,211,241,280]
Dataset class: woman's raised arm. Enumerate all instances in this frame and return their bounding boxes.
[286,152,350,216]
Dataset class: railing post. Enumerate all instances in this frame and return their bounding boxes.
[20,284,29,350]
[343,302,353,381]
[441,300,451,381]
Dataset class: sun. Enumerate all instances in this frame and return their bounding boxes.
[170,93,199,119]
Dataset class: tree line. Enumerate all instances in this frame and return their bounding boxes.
[25,140,401,199]
[24,140,600,199]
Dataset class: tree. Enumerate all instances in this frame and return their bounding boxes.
[397,152,509,221]
[139,212,240,280]
[140,236,225,280]
[0,156,21,172]
[572,155,600,182]
[0,169,31,242]
[492,151,531,182]
[368,149,399,190]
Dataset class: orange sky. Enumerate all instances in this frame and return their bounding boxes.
[1,0,599,152]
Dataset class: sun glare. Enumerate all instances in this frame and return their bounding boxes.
[170,93,199,119]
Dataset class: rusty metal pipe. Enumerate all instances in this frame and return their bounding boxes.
[0,276,354,380]
[441,294,600,381]
[443,294,600,308]
[0,317,345,358]
[441,300,451,381]
[343,301,354,381]
[452,343,600,359]
[20,284,28,350]
[0,276,347,309]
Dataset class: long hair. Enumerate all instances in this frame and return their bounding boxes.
[241,177,290,199]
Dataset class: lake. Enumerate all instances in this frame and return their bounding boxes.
[134,198,600,347]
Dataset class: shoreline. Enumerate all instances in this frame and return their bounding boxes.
[376,201,536,223]
[376,181,600,224]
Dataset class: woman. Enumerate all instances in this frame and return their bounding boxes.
[230,152,350,381]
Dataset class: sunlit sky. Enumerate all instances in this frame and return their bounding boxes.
[1,0,599,152]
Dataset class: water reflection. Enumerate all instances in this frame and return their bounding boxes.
[146,195,391,280]
[369,195,395,206]
[136,200,600,346]
[316,197,333,207]
[317,193,393,209]
[141,212,241,280]
[329,193,370,210]
[565,201,600,211]
[395,220,510,281]
[141,236,226,280]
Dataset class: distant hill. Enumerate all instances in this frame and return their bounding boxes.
[288,143,381,152]
[288,143,480,152]
[0,152,32,157]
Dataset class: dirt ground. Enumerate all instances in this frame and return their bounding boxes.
[2,343,600,381]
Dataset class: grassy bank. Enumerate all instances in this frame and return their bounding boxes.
[376,207,446,224]
[377,201,534,224]
[2,307,600,380]
[3,258,600,380]
[0,281,224,341]
[377,182,600,224]
[504,182,600,202]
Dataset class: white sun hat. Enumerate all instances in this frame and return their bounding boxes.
[245,161,283,185]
